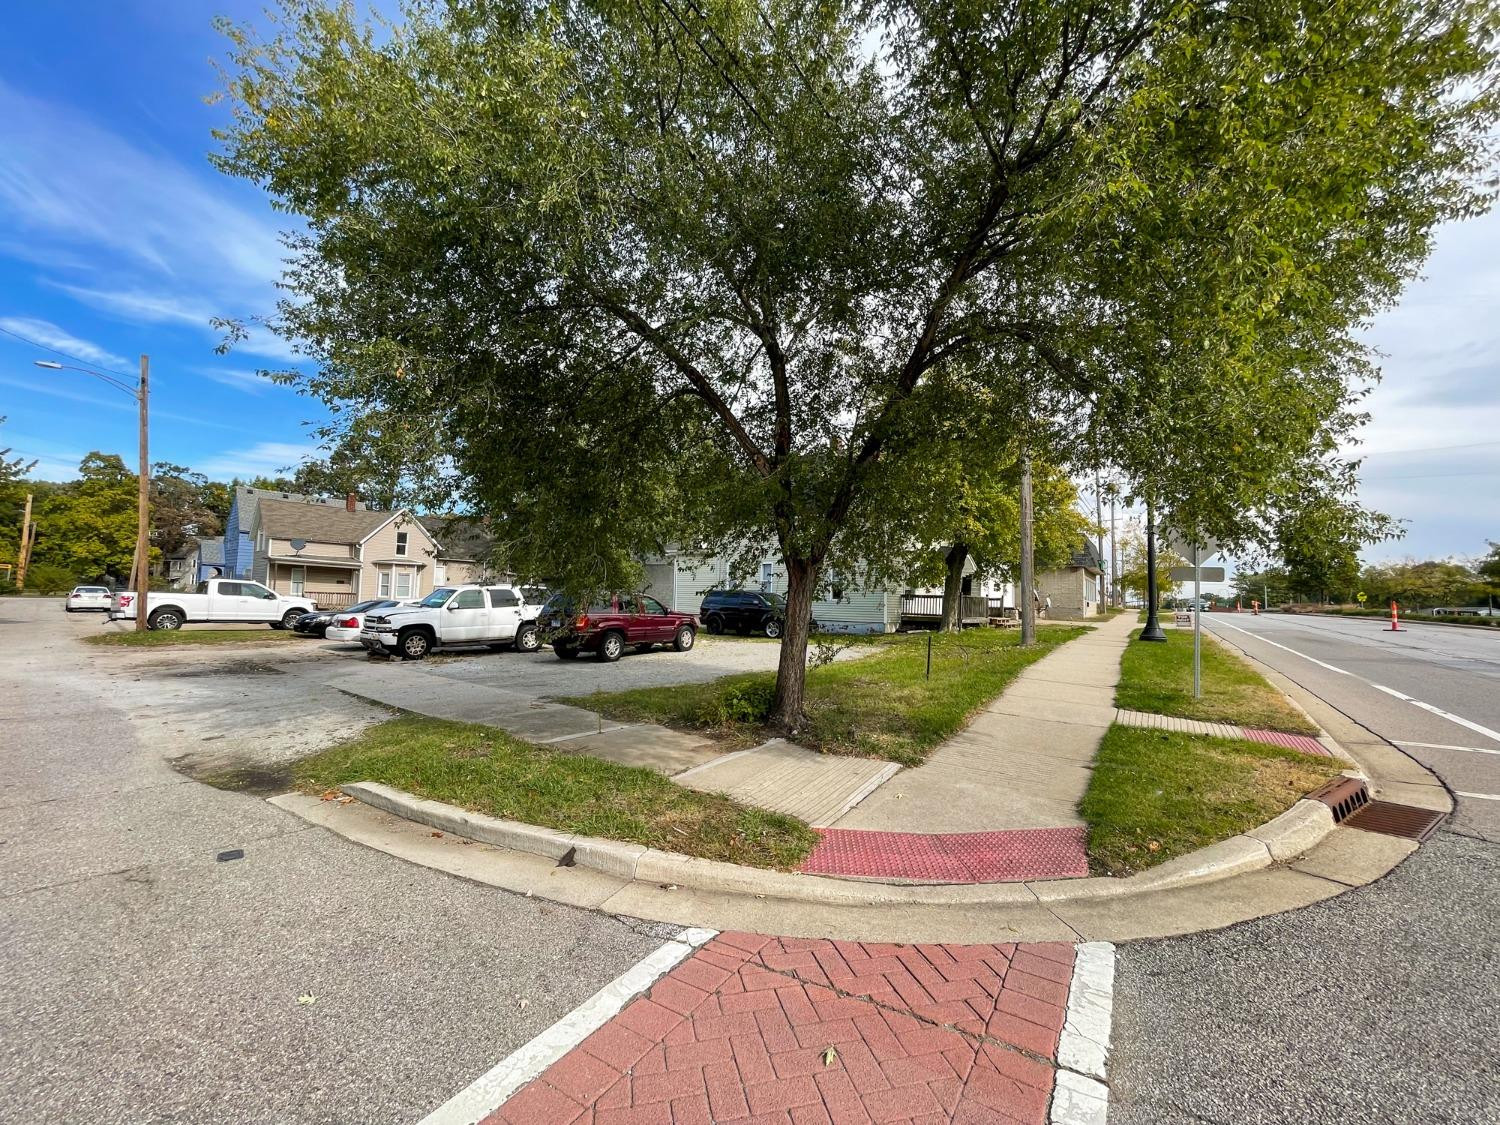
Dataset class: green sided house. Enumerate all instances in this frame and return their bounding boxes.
[640,546,1015,633]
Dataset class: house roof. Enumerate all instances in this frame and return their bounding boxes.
[424,514,493,563]
[257,497,393,545]
[197,537,225,565]
[1066,541,1104,573]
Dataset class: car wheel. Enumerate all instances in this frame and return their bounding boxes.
[673,625,696,652]
[281,608,304,629]
[399,629,431,660]
[705,614,724,635]
[553,643,580,660]
[597,631,625,662]
[513,623,540,653]
[763,618,782,638]
[148,608,183,631]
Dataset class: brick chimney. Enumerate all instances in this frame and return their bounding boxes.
[345,492,357,513]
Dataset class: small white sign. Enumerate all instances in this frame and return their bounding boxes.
[1173,611,1194,629]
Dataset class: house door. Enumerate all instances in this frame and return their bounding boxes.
[289,566,305,597]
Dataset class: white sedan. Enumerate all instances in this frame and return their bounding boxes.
[323,599,405,643]
[65,585,114,612]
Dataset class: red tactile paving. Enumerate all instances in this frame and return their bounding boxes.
[1239,728,1331,756]
[798,827,1089,882]
[482,933,1075,1125]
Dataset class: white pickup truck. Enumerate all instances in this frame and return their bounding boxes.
[360,584,543,659]
[109,578,316,632]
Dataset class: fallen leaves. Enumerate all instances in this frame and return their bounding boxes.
[822,1046,839,1067]
[297,994,317,1006]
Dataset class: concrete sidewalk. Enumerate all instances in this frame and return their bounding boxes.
[834,614,1138,834]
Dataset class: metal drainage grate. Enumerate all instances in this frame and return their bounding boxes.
[1342,801,1447,842]
[1308,776,1370,823]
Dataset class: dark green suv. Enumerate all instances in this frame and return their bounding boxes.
[698,589,789,638]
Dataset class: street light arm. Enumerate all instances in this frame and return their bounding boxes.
[32,360,141,399]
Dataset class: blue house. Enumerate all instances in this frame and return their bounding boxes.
[223,486,366,578]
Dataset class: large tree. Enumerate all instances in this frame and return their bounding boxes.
[33,453,142,583]
[214,0,1498,728]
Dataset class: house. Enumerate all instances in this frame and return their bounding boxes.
[222,486,367,580]
[247,496,440,609]
[194,536,226,584]
[1036,541,1104,619]
[423,514,501,586]
[641,546,1016,634]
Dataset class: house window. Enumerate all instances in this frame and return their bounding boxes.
[395,531,409,557]
[760,562,775,592]
[289,566,305,596]
[394,569,413,599]
[378,569,391,597]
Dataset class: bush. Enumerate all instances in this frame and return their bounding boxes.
[0,578,16,596]
[23,563,76,596]
[698,679,777,726]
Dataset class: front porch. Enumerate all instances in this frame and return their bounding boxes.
[267,556,363,610]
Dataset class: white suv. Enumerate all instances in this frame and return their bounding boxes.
[360,584,543,659]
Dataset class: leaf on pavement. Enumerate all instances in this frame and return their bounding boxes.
[822,1046,839,1067]
[297,994,317,1005]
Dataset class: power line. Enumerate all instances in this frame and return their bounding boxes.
[1361,440,1500,457]
[0,323,138,382]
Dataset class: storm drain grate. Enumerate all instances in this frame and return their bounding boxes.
[1308,776,1370,823]
[1342,801,1447,841]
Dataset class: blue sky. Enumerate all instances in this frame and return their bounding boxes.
[1,2,1496,562]
[0,1,322,486]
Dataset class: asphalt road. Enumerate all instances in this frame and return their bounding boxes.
[1110,613,1500,1125]
[0,599,671,1125]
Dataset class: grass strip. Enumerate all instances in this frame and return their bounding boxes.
[292,714,818,870]
[564,625,1088,768]
[84,629,301,647]
[1081,725,1343,877]
[1115,627,1317,734]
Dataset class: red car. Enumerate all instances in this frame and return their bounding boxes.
[539,593,697,662]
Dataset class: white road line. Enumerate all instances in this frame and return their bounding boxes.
[1395,741,1500,756]
[1455,791,1500,801]
[1211,620,1500,746]
[1051,941,1116,1125]
[416,927,717,1125]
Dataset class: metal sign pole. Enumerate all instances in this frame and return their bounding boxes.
[1193,543,1202,699]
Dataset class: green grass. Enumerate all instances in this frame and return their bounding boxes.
[563,625,1089,768]
[1115,627,1317,734]
[291,714,818,870]
[1081,726,1344,876]
[84,628,301,647]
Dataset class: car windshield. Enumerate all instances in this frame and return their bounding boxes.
[417,588,456,608]
[345,600,383,614]
[764,593,786,609]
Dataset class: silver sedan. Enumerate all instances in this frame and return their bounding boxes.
[323,599,405,643]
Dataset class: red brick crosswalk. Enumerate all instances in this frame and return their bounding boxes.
[483,933,1076,1125]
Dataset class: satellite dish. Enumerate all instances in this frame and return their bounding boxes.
[290,538,307,554]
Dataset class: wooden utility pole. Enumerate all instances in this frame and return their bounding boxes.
[1019,444,1035,646]
[16,492,34,589]
[134,356,150,631]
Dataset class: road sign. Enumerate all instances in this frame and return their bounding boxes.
[1357,591,1368,604]
[1163,530,1223,560]
[1169,566,1226,583]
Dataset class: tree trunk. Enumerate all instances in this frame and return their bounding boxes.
[769,555,818,733]
[940,543,969,633]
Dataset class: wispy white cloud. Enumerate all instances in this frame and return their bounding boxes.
[48,282,305,362]
[196,441,320,479]
[0,316,130,371]
[0,373,263,435]
[193,366,271,395]
[0,79,286,287]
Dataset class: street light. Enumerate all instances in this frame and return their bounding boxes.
[33,356,151,631]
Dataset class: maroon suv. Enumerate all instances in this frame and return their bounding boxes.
[539,593,698,662]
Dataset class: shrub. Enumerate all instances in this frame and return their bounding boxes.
[698,679,776,726]
[24,563,76,595]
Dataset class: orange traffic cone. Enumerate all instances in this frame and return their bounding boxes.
[1386,600,1406,632]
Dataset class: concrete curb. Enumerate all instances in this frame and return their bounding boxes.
[338,779,1342,908]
